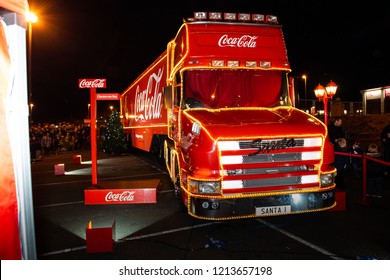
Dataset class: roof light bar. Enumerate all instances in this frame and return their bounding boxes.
[252,14,265,22]
[266,15,278,24]
[192,12,279,24]
[224,13,237,21]
[209,12,222,20]
[238,13,251,21]
[194,12,207,20]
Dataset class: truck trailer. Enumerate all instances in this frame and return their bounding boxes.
[120,12,336,220]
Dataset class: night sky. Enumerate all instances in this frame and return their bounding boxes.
[28,0,390,123]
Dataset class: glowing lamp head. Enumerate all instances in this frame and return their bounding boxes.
[325,80,338,98]
[26,11,38,23]
[314,84,326,99]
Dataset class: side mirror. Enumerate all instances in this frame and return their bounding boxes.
[163,86,173,109]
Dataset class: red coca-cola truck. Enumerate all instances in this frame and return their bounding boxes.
[120,12,336,220]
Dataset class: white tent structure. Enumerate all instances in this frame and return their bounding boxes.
[0,0,36,259]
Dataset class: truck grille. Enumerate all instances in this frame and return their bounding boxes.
[218,137,323,191]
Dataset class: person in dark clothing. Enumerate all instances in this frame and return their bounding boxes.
[380,123,390,174]
[350,139,363,178]
[30,134,39,161]
[333,138,350,189]
[366,143,387,198]
[328,116,344,145]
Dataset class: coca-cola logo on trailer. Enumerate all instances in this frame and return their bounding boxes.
[218,34,258,48]
[78,78,107,88]
[134,68,163,121]
[105,191,136,202]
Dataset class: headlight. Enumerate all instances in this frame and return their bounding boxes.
[320,173,335,187]
[189,180,221,194]
[192,123,200,135]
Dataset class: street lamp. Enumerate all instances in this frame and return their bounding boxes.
[302,74,307,111]
[26,11,38,105]
[314,80,338,126]
[29,103,34,122]
[88,103,91,118]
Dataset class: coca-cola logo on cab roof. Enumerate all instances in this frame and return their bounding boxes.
[79,78,107,88]
[218,34,258,48]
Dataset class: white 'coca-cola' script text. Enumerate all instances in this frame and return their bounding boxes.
[105,191,136,202]
[79,79,106,88]
[218,34,258,48]
[134,68,163,121]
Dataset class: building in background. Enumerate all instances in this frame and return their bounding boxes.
[361,86,390,115]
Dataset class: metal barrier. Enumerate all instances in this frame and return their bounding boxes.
[334,151,390,204]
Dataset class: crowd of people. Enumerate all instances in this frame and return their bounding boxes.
[329,116,390,198]
[29,122,92,161]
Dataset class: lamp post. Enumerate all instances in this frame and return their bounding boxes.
[314,80,338,126]
[26,11,38,106]
[29,103,34,122]
[109,105,114,116]
[302,74,307,111]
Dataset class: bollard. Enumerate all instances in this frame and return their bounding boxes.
[73,154,82,164]
[54,163,65,175]
[86,220,116,253]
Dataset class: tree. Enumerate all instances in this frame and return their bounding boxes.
[102,110,128,155]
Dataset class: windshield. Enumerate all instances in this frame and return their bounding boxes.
[183,69,290,109]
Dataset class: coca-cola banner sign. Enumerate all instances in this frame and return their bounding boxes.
[79,78,107,89]
[84,185,157,205]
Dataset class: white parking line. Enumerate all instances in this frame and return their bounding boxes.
[39,218,341,259]
[256,218,344,260]
[34,201,85,208]
[32,172,165,187]
[39,222,217,257]
[118,222,218,242]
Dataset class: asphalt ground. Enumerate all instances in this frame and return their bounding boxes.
[30,149,390,260]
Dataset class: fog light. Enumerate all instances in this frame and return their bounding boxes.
[211,201,219,210]
[202,201,210,209]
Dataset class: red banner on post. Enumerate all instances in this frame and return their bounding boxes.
[96,93,120,100]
